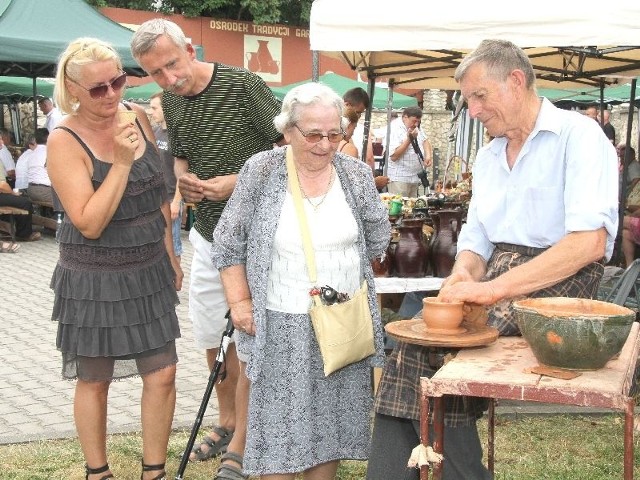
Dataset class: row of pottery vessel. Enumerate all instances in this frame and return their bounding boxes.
[373,208,464,279]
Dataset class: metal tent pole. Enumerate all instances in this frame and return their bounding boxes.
[382,85,394,177]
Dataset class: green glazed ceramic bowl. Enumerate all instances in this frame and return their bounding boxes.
[513,297,635,370]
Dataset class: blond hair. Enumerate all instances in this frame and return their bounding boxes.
[54,37,122,115]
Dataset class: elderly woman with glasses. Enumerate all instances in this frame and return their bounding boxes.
[211,82,390,479]
[47,37,182,480]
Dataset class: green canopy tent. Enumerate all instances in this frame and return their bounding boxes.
[0,77,54,104]
[539,83,640,107]
[123,82,163,103]
[0,0,147,141]
[0,0,145,78]
[270,73,418,110]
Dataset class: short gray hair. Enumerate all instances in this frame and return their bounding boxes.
[131,19,188,60]
[273,82,344,133]
[455,39,536,89]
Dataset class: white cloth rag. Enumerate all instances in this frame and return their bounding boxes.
[407,444,444,468]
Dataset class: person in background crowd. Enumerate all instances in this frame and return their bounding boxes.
[38,97,64,132]
[47,37,182,480]
[340,106,389,191]
[342,87,391,189]
[0,130,16,189]
[620,144,640,267]
[0,128,18,157]
[23,128,53,205]
[131,18,285,480]
[618,143,640,190]
[584,106,598,120]
[211,81,390,479]
[337,106,361,158]
[367,39,618,480]
[599,109,616,145]
[1,160,20,253]
[0,161,40,249]
[621,211,640,267]
[343,87,373,162]
[386,106,433,197]
[14,135,36,192]
[149,91,183,263]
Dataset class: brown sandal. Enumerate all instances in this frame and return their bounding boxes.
[141,461,165,480]
[188,425,233,462]
[85,463,114,480]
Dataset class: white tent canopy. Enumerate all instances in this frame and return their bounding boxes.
[311,0,639,261]
[310,0,640,89]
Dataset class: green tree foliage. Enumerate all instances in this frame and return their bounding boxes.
[87,0,312,26]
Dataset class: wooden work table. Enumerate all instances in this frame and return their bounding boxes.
[420,322,640,479]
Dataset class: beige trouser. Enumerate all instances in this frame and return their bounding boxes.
[388,181,419,198]
[27,184,53,204]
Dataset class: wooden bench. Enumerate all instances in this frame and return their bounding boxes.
[0,206,29,241]
[31,199,61,232]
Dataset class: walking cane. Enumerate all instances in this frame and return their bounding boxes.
[175,311,235,480]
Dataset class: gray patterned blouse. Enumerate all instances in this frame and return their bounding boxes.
[211,145,391,381]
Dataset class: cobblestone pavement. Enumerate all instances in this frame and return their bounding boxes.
[0,230,219,445]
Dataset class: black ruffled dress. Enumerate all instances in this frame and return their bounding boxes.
[51,126,180,381]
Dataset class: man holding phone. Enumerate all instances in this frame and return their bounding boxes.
[386,106,433,197]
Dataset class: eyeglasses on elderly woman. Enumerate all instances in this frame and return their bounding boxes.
[294,124,345,144]
[67,72,127,99]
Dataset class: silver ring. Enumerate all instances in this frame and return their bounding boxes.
[129,136,135,143]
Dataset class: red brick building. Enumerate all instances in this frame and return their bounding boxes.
[100,7,355,87]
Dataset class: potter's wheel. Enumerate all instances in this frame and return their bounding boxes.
[385,319,499,348]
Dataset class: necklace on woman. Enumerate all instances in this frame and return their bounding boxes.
[297,166,335,211]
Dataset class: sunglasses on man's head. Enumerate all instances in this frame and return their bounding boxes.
[68,72,127,99]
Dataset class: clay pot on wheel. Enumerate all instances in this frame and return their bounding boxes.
[422,297,464,334]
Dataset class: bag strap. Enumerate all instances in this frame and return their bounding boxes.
[410,136,427,170]
[286,147,319,286]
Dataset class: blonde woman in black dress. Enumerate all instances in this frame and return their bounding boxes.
[48,38,182,480]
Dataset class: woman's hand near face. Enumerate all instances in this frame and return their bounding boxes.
[113,120,139,168]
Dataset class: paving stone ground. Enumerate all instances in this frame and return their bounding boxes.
[1,230,219,445]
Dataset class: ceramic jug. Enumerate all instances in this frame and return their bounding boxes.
[393,217,428,278]
[256,40,275,72]
[429,209,463,278]
[246,52,260,72]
